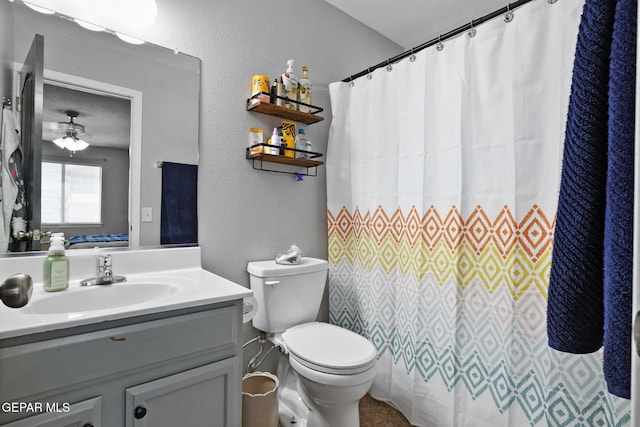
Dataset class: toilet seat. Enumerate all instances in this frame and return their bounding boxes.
[282,322,377,375]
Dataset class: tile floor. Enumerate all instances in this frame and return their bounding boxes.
[359,394,412,426]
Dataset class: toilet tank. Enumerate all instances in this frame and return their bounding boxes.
[247,257,329,333]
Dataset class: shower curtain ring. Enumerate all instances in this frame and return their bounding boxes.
[386,59,393,72]
[409,48,417,62]
[349,76,354,87]
[436,36,444,51]
[367,67,373,80]
[504,4,514,22]
[468,20,477,38]
[547,0,558,3]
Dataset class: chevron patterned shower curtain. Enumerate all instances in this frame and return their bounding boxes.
[326,0,631,425]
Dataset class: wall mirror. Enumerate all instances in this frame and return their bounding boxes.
[1,0,200,254]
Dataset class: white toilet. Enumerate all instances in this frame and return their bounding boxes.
[247,257,377,427]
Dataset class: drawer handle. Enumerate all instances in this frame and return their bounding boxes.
[134,406,147,419]
[110,336,126,342]
[265,280,279,287]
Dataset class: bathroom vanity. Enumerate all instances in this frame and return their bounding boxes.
[0,247,251,427]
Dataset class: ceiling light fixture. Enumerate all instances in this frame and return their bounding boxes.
[23,1,55,14]
[21,0,157,30]
[115,32,145,45]
[52,110,90,154]
[74,18,105,32]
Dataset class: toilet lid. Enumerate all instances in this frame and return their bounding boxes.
[282,322,377,375]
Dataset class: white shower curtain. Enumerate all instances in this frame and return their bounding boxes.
[326,0,631,425]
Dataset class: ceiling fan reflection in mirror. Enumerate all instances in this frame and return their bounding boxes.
[51,110,90,154]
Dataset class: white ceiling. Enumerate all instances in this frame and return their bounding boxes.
[325,0,510,49]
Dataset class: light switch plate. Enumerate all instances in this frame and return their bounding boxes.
[142,207,153,222]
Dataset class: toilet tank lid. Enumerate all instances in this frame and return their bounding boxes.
[247,257,328,277]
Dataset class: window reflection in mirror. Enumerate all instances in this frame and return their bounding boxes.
[41,162,103,225]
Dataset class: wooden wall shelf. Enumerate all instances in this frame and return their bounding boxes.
[246,99,324,125]
[246,146,323,177]
[245,93,325,176]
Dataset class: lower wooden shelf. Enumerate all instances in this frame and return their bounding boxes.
[246,145,324,177]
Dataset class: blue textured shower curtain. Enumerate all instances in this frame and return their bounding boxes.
[326,0,631,425]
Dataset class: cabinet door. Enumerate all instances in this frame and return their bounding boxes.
[125,357,240,427]
[2,396,101,427]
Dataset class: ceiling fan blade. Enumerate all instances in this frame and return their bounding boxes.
[43,121,58,131]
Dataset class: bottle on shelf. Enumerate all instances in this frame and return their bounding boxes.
[298,66,312,113]
[281,120,297,158]
[281,59,299,111]
[270,77,286,107]
[249,127,263,154]
[251,75,270,103]
[295,128,311,158]
[270,78,278,104]
[267,127,281,155]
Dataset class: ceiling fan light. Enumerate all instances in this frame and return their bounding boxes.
[52,137,67,149]
[64,137,89,152]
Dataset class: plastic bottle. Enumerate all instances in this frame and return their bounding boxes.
[298,66,312,113]
[249,127,263,154]
[281,59,298,110]
[268,127,280,155]
[295,128,311,158]
[43,233,69,292]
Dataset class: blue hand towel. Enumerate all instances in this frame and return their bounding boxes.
[547,0,635,399]
[160,162,198,245]
[603,0,635,400]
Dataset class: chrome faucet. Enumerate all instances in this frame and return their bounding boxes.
[80,254,127,286]
[98,254,113,282]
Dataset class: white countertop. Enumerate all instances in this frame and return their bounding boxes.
[0,246,252,339]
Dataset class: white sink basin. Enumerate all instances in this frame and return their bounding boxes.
[22,282,179,314]
[0,247,253,340]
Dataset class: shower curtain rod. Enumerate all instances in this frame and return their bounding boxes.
[342,0,536,83]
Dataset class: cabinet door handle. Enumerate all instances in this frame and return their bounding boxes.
[134,405,147,419]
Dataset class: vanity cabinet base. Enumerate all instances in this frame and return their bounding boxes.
[0,302,242,427]
[126,358,238,427]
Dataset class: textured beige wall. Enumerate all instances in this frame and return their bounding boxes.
[136,0,401,286]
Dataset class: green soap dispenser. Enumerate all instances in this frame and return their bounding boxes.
[43,233,69,292]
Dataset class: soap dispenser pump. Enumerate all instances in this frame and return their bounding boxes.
[43,233,69,292]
